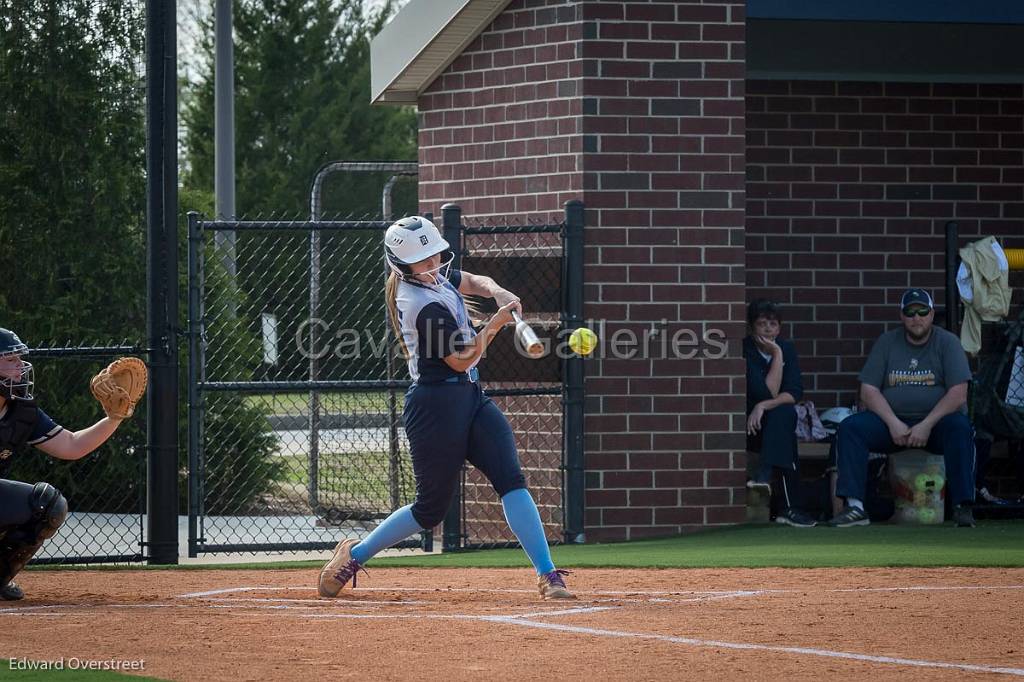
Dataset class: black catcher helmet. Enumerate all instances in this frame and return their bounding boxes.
[0,327,34,400]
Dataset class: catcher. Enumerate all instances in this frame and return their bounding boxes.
[0,327,147,600]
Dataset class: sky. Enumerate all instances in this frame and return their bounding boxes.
[177,0,406,85]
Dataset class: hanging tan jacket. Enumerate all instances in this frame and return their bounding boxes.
[958,236,1010,354]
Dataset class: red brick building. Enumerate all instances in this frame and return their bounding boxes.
[371,0,1024,540]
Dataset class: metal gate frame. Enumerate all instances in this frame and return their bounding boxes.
[438,201,585,550]
[185,201,584,556]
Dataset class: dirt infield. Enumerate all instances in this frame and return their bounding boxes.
[3,567,1023,680]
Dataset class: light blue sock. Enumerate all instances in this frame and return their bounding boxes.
[501,488,556,576]
[350,504,423,565]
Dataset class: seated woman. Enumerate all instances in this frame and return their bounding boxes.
[744,299,817,527]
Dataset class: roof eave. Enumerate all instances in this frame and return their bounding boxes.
[371,0,514,106]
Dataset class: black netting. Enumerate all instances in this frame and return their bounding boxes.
[14,348,147,564]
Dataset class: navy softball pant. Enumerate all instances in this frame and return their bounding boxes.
[403,381,527,529]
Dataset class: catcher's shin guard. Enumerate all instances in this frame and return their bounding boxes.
[0,482,67,587]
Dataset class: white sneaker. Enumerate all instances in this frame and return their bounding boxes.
[978,487,1009,505]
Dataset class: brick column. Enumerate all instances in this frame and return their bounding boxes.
[578,1,747,540]
[417,0,748,540]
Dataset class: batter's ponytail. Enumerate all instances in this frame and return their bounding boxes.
[385,272,410,359]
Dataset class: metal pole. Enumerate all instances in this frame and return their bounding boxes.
[214,0,237,278]
[145,0,179,564]
[562,200,585,544]
[945,221,959,334]
[186,213,202,557]
[383,179,401,514]
[440,204,463,552]
[308,228,321,511]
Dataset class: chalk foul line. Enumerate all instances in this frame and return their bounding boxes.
[486,617,1024,678]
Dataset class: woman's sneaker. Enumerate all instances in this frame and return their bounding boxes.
[774,508,817,527]
[746,479,771,495]
[828,506,870,527]
[538,569,575,600]
[318,539,365,597]
[977,487,1009,505]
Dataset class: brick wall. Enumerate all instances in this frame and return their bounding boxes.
[577,1,746,541]
[417,0,584,220]
[417,0,749,541]
[746,81,1024,411]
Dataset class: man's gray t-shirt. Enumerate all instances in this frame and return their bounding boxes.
[858,326,971,420]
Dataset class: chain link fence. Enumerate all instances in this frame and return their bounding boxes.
[188,213,415,554]
[187,201,585,555]
[454,216,567,548]
[15,345,147,564]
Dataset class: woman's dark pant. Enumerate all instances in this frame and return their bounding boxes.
[748,404,802,513]
[403,381,526,529]
[834,411,975,505]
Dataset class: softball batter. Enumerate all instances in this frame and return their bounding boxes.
[318,216,574,600]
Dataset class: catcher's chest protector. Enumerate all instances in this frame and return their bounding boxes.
[0,400,39,478]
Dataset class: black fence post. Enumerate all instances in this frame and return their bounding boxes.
[562,200,586,544]
[146,0,178,565]
[945,221,959,334]
[440,203,464,552]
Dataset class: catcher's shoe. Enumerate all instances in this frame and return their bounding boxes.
[1,581,24,601]
[538,569,575,600]
[318,539,366,597]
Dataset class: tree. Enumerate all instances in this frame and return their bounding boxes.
[0,0,148,512]
[182,0,417,217]
[0,0,146,337]
[181,0,418,390]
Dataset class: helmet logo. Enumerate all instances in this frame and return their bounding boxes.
[419,235,429,246]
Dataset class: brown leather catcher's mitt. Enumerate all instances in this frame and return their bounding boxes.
[90,357,148,420]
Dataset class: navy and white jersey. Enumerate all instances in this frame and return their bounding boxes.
[397,269,477,383]
[0,403,63,478]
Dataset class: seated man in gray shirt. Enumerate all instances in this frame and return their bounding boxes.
[830,288,976,528]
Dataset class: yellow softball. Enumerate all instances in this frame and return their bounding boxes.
[569,327,598,356]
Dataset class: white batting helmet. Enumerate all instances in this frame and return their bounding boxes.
[383,216,453,284]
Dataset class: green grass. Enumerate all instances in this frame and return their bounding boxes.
[272,451,415,511]
[24,521,1024,572]
[368,522,1024,569]
[246,391,403,415]
[0,661,167,681]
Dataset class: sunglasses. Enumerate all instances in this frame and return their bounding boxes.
[902,308,931,318]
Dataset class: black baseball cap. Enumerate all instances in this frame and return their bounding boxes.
[900,288,933,310]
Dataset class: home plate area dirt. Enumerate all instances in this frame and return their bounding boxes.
[3,567,1023,680]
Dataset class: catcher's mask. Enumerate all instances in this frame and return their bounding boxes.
[0,327,34,401]
[383,216,453,287]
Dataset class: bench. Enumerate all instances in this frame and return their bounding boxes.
[748,441,912,519]
[798,441,832,460]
